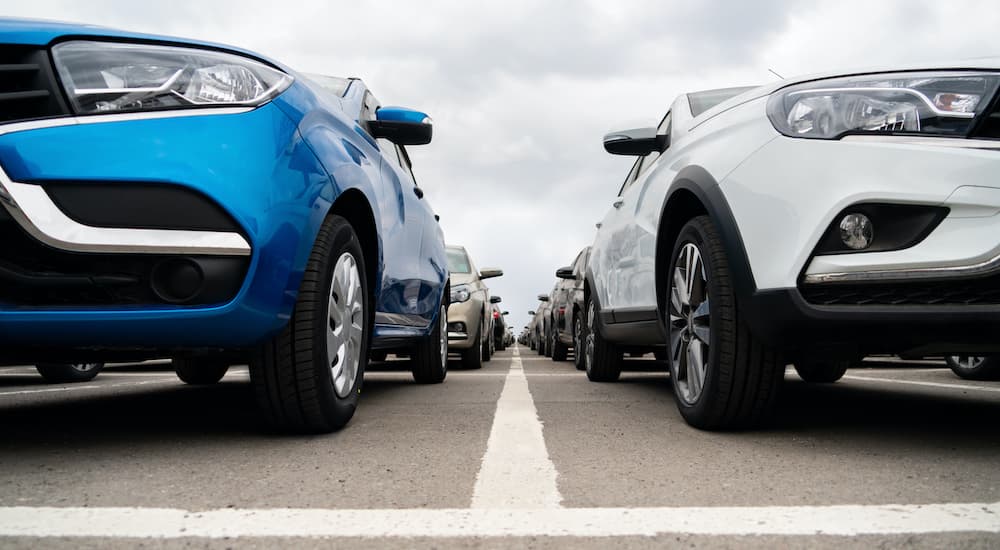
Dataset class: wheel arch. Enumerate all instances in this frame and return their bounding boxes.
[329,189,380,308]
[654,166,757,324]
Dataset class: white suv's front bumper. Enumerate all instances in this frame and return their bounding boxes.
[723,135,1000,290]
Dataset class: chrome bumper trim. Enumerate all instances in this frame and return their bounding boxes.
[803,251,1000,284]
[448,332,469,340]
[0,168,251,256]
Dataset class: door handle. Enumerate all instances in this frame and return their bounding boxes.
[612,199,624,209]
[413,186,424,199]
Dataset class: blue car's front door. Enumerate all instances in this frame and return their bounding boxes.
[374,139,431,328]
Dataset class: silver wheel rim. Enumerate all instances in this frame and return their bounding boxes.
[574,315,583,360]
[669,243,711,406]
[951,355,985,370]
[585,301,596,373]
[71,363,101,373]
[439,305,448,371]
[327,252,364,399]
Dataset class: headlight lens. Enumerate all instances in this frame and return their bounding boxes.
[450,285,471,304]
[52,41,293,115]
[767,71,1000,139]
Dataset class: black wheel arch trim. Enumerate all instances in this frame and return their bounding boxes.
[654,165,758,327]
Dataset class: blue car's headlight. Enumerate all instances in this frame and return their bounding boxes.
[767,71,1000,139]
[450,285,471,304]
[52,41,293,115]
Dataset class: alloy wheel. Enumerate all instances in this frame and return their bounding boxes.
[585,301,596,372]
[71,363,102,373]
[439,305,448,370]
[327,252,364,398]
[669,243,711,405]
[950,355,985,370]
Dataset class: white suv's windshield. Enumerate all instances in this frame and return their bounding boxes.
[446,248,471,273]
[688,86,757,117]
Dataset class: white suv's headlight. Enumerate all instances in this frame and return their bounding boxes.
[767,71,1000,139]
[52,41,293,115]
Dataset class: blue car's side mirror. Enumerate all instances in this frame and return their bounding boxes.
[370,106,433,145]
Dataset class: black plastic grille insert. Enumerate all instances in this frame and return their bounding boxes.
[0,46,70,124]
[800,274,1000,306]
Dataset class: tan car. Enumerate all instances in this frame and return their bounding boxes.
[446,246,502,368]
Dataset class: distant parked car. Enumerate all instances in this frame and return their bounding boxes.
[446,246,502,368]
[944,355,1000,380]
[34,362,105,383]
[533,294,552,356]
[0,18,449,433]
[550,247,590,368]
[588,62,1000,429]
[491,302,508,352]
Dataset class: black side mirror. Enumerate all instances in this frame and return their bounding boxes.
[502,311,509,315]
[537,294,550,302]
[603,127,666,156]
[528,311,535,316]
[490,296,502,304]
[556,266,575,280]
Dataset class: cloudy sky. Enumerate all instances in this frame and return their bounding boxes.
[6,1,1000,332]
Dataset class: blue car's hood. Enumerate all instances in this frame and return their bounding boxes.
[0,17,287,69]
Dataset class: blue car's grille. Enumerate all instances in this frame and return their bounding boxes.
[0,46,70,124]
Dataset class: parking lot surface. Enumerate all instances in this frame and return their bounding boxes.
[0,347,998,548]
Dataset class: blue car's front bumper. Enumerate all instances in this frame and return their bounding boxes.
[0,102,332,350]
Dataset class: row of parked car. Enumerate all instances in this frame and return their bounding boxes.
[3,18,1000,434]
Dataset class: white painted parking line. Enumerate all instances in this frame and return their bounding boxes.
[470,346,563,509]
[0,502,997,538]
[843,375,1000,394]
[0,379,176,397]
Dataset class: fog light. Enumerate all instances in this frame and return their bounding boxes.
[448,322,466,333]
[839,213,874,250]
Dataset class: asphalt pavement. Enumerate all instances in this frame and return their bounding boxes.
[0,346,997,548]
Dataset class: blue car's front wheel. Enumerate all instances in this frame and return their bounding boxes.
[250,214,371,433]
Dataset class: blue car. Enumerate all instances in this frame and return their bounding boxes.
[0,19,450,432]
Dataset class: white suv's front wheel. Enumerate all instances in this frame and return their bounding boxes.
[667,216,783,429]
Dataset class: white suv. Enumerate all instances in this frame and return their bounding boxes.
[586,61,1000,429]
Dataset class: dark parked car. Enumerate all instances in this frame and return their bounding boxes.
[549,247,590,368]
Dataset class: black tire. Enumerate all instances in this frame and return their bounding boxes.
[793,359,849,383]
[552,334,568,361]
[654,350,667,361]
[544,326,553,358]
[666,215,783,430]
[249,214,370,433]
[482,322,493,363]
[945,355,1000,380]
[35,362,104,383]
[573,310,586,371]
[173,357,229,385]
[530,340,536,351]
[370,351,388,362]
[461,325,484,369]
[536,333,545,355]
[412,303,448,383]
[584,293,621,382]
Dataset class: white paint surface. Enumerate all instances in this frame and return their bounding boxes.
[470,346,563,509]
[844,375,1000,394]
[0,379,175,397]
[0,502,997,538]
